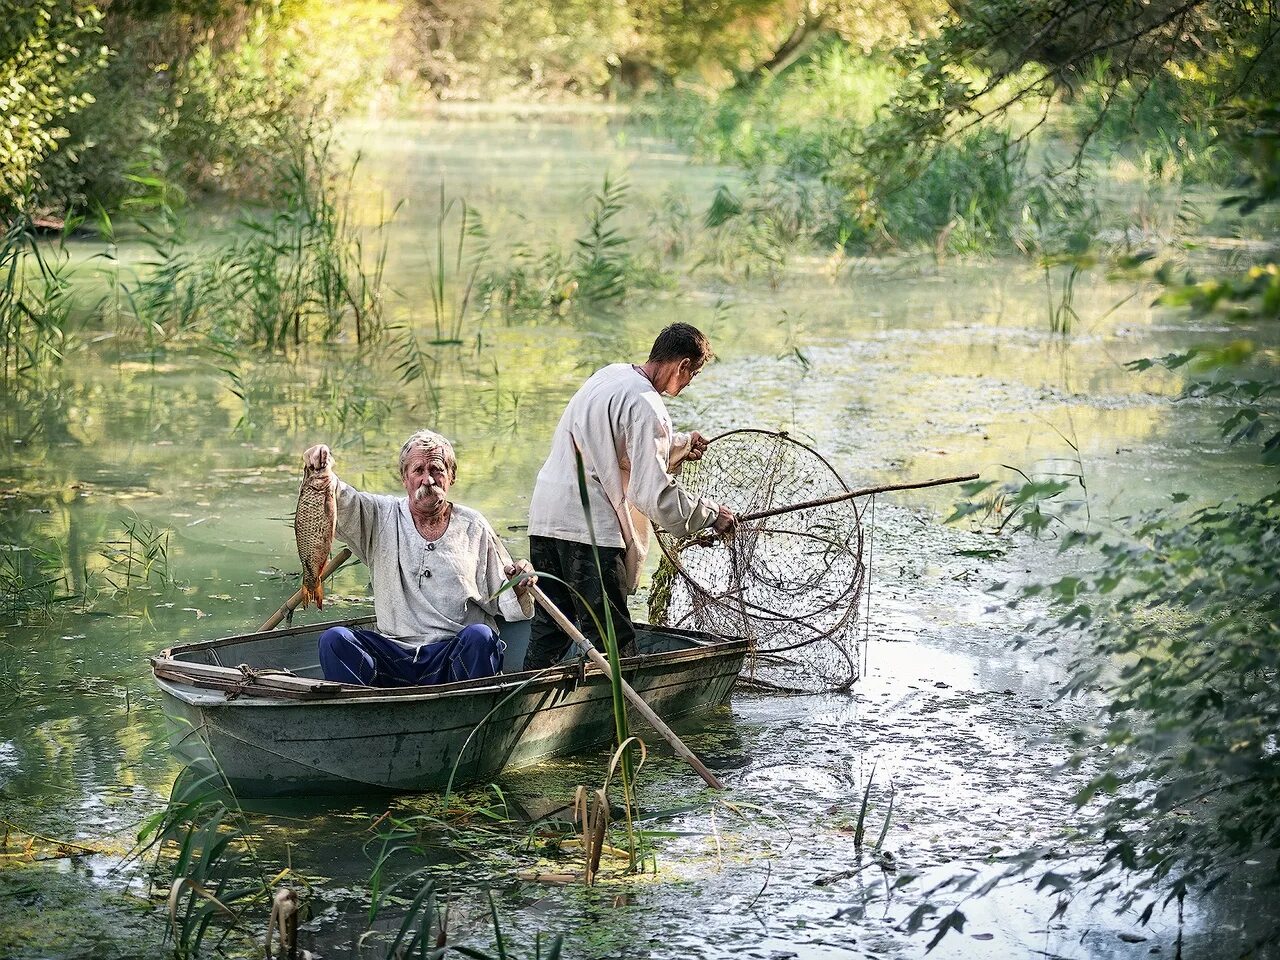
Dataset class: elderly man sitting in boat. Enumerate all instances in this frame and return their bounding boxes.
[301,431,534,687]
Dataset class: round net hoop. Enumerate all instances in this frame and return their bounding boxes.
[649,429,866,691]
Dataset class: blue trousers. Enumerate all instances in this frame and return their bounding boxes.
[317,624,504,687]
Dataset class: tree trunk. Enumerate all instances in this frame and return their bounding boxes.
[736,1,828,88]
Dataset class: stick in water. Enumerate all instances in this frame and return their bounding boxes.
[259,547,353,632]
[527,582,726,790]
[485,527,724,789]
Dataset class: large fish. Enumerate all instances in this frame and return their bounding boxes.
[295,458,336,609]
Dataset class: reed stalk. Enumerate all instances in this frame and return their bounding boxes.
[129,753,267,959]
[853,762,876,849]
[569,445,642,869]
[0,216,76,391]
[421,185,488,345]
[115,135,395,353]
[0,541,74,625]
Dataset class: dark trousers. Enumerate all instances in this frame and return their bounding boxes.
[523,536,637,670]
[318,624,503,687]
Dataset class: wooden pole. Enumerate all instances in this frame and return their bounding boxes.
[259,547,353,632]
[738,473,979,523]
[528,583,725,791]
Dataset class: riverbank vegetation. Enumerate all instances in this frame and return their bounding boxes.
[2,0,397,217]
[922,3,1280,947]
[3,0,1279,955]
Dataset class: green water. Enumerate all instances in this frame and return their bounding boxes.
[1,113,1275,959]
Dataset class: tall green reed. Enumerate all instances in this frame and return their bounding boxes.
[0,540,74,625]
[118,136,395,352]
[1042,258,1084,335]
[227,138,371,350]
[568,445,644,868]
[99,514,172,595]
[424,185,489,345]
[478,172,647,317]
[126,212,218,345]
[699,178,796,283]
[387,186,491,410]
[572,173,631,305]
[0,216,77,390]
[130,765,265,959]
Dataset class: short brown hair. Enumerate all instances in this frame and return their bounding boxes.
[648,323,714,365]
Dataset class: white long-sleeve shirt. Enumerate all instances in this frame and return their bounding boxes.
[334,481,532,650]
[527,363,720,591]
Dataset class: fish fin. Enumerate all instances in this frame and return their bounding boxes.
[315,579,325,610]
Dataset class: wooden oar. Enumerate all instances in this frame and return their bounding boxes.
[527,583,725,791]
[737,473,979,523]
[259,547,353,631]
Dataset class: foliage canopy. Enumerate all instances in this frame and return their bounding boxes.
[0,0,107,208]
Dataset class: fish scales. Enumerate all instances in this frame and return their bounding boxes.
[295,463,336,609]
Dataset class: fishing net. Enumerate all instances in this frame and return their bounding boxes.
[649,429,867,692]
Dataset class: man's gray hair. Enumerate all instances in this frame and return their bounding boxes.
[399,430,457,480]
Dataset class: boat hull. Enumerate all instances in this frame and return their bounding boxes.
[153,617,745,796]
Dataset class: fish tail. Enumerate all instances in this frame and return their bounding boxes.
[299,579,324,610]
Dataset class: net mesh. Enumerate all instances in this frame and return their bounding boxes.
[649,429,866,692]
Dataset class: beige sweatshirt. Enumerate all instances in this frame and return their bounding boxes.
[527,363,720,591]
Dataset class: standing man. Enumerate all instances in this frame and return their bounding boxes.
[523,323,735,669]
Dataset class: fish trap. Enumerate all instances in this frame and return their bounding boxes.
[650,429,867,692]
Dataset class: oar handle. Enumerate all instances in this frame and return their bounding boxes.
[528,583,725,791]
[738,473,979,523]
[259,547,354,632]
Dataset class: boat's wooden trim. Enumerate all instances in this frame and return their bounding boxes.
[153,670,328,701]
[160,615,723,659]
[152,616,747,705]
[159,614,378,658]
[151,660,345,698]
[153,644,747,704]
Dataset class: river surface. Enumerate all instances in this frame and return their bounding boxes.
[1,113,1275,959]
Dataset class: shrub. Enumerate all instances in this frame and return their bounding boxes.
[0,0,107,216]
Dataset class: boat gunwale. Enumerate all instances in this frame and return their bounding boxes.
[152,615,748,708]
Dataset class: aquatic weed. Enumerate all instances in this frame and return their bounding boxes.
[475,172,654,318]
[423,185,489,345]
[129,765,265,959]
[0,216,77,390]
[118,137,397,353]
[364,800,567,958]
[1041,256,1089,335]
[0,541,74,625]
[571,172,631,305]
[99,514,172,594]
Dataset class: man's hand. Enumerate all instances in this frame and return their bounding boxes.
[712,505,736,535]
[685,431,711,462]
[303,444,332,472]
[505,559,537,597]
